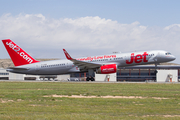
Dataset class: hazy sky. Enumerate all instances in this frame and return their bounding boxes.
[0,0,180,63]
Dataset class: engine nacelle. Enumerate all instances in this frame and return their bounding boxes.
[96,64,117,74]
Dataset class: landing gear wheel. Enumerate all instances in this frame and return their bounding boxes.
[86,76,95,81]
[86,77,89,81]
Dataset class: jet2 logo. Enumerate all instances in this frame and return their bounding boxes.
[6,41,33,63]
[102,68,115,73]
[126,52,148,64]
[63,49,72,60]
[6,41,20,53]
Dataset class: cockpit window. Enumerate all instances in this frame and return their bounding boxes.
[165,52,171,55]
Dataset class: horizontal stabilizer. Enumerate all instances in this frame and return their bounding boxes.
[7,67,29,71]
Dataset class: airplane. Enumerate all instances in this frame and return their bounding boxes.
[2,39,176,80]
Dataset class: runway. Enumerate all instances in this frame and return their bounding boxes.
[0,79,179,84]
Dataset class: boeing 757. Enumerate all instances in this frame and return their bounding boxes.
[2,39,176,78]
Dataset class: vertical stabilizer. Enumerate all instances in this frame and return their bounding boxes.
[63,49,73,60]
[2,39,39,66]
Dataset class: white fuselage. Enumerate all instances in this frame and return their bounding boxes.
[7,50,175,75]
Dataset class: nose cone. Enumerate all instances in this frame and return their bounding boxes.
[157,53,176,62]
[170,55,176,61]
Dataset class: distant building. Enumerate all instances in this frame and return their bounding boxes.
[70,65,180,82]
[0,68,9,80]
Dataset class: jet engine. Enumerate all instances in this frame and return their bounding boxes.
[96,64,117,74]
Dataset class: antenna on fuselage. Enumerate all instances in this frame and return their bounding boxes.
[113,52,119,54]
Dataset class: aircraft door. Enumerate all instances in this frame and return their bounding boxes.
[66,62,71,68]
[123,56,128,64]
[156,52,161,62]
[36,65,40,71]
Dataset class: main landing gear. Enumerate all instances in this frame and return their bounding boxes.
[86,76,95,81]
[86,69,95,81]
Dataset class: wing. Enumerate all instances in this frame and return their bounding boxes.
[63,49,101,70]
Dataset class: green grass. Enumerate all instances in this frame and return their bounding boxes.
[0,82,180,120]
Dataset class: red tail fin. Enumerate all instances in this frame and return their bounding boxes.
[63,49,73,60]
[2,39,39,66]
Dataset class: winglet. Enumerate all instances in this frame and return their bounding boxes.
[63,49,73,60]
